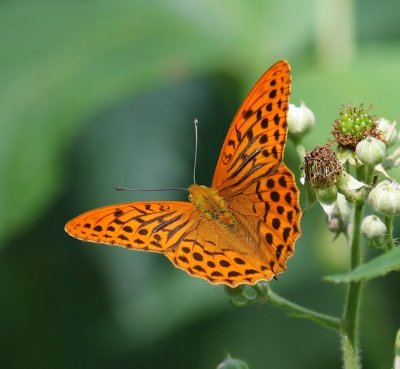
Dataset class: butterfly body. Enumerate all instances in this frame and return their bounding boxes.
[188,184,236,231]
[65,60,302,287]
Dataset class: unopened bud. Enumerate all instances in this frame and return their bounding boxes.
[355,137,386,166]
[288,102,315,140]
[377,118,398,146]
[316,185,338,205]
[224,285,246,298]
[361,215,386,241]
[369,180,400,216]
[216,355,249,369]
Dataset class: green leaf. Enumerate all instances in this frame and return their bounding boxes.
[324,247,400,283]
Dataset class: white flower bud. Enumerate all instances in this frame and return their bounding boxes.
[377,118,398,146]
[327,193,352,240]
[361,215,386,240]
[288,102,315,139]
[217,355,249,369]
[355,137,386,166]
[394,329,400,369]
[369,180,400,216]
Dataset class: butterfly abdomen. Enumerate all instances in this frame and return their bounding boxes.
[188,184,236,231]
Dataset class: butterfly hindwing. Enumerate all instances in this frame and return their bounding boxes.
[165,217,277,286]
[227,163,301,274]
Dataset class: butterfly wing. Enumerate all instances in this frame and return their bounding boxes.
[65,201,198,252]
[212,60,291,194]
[165,214,279,286]
[66,201,266,286]
[227,163,301,276]
[210,60,301,280]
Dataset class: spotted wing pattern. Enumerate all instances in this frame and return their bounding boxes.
[212,60,291,194]
[165,211,279,286]
[227,163,301,276]
[65,202,197,252]
[65,200,284,286]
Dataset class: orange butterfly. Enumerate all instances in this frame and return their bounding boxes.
[65,60,301,287]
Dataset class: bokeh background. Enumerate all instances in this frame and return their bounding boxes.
[1,1,399,368]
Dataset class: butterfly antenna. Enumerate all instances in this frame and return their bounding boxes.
[193,118,199,184]
[115,186,187,192]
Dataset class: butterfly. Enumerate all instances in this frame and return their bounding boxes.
[65,60,301,287]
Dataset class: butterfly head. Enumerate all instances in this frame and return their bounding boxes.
[188,184,235,226]
[188,184,213,208]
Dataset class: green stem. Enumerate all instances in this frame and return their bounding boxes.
[295,144,306,162]
[384,216,395,250]
[262,286,341,332]
[342,201,364,369]
[365,165,374,186]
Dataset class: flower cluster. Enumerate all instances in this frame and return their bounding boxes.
[288,102,400,247]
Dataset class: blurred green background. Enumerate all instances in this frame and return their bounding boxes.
[1,1,399,368]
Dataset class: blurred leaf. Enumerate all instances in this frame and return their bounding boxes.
[324,247,400,283]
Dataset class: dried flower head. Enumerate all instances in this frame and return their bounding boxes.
[304,145,342,189]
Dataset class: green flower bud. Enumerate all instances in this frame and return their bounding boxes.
[377,118,398,146]
[361,215,386,241]
[224,285,246,298]
[216,355,249,369]
[288,102,315,140]
[355,137,386,166]
[316,185,338,205]
[369,180,400,216]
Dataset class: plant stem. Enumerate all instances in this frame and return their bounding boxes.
[295,144,306,162]
[262,286,341,332]
[342,201,364,369]
[384,216,395,250]
[365,165,374,186]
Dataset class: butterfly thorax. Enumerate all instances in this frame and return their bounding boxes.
[188,184,236,231]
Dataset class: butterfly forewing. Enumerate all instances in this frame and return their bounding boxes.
[212,60,291,194]
[65,201,198,252]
